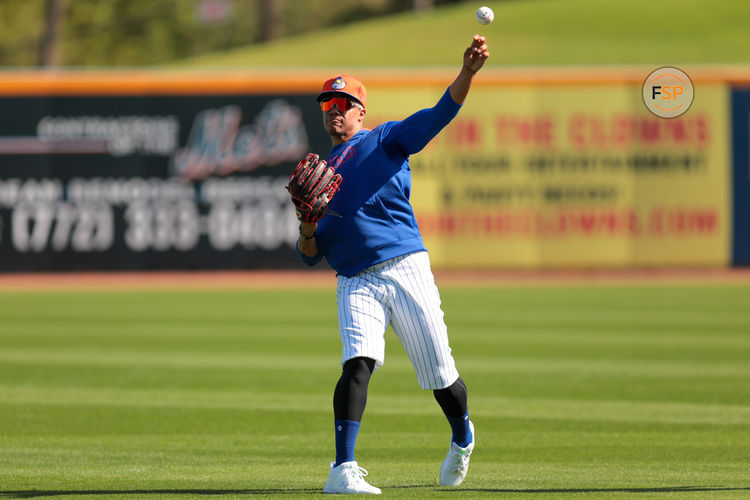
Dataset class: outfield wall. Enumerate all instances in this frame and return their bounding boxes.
[0,68,748,271]
[732,88,750,266]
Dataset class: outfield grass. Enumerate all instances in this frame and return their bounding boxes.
[170,0,750,68]
[0,283,749,499]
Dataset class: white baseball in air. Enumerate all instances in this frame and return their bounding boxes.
[475,6,494,25]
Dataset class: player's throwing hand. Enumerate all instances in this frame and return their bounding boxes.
[463,35,489,74]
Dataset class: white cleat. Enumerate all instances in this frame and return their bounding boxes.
[323,461,382,494]
[439,421,475,486]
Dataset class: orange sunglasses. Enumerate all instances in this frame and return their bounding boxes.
[320,96,359,112]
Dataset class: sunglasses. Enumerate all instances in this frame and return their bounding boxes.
[320,96,359,112]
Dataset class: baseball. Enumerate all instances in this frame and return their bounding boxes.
[475,6,494,25]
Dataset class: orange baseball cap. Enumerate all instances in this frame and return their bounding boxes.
[316,74,367,108]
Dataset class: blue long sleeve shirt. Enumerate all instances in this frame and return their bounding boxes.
[298,88,461,277]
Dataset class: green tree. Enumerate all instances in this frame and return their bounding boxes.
[0,0,463,67]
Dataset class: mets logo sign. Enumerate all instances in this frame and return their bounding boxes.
[331,77,346,90]
[170,100,308,181]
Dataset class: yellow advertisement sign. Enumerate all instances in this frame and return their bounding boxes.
[366,83,730,269]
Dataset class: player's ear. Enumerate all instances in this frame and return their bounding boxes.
[358,107,366,123]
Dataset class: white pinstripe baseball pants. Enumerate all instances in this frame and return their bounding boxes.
[336,250,460,390]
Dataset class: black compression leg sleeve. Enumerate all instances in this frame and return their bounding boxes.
[433,376,468,418]
[333,357,376,422]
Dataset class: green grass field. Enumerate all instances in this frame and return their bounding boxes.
[171,0,750,68]
[1,283,749,499]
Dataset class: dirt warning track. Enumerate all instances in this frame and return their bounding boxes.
[1,268,749,291]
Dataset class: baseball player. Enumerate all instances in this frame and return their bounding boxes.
[293,35,490,494]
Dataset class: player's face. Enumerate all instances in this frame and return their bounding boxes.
[321,96,365,144]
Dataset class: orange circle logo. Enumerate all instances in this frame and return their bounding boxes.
[642,67,693,118]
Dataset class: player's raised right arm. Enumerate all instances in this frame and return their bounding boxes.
[381,36,489,157]
[448,35,489,104]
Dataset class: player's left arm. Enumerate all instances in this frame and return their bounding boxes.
[297,221,319,259]
[382,35,490,157]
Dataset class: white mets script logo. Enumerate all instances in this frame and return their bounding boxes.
[170,100,308,181]
[331,77,346,90]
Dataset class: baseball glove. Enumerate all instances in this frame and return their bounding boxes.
[286,153,343,223]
